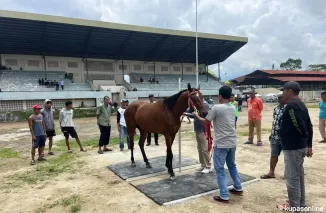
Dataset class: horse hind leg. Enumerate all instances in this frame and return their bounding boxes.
[139,129,151,168]
[127,126,136,167]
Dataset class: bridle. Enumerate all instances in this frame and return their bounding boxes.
[188,90,201,113]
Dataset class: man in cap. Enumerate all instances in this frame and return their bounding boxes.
[28,104,47,165]
[277,81,313,210]
[147,94,159,146]
[117,99,130,151]
[244,89,264,146]
[261,93,286,179]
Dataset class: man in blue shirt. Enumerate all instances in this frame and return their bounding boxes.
[319,92,326,143]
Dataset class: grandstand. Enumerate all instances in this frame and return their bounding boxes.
[0,10,247,111]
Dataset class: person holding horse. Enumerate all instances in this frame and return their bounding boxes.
[124,84,206,180]
[146,94,159,146]
[183,94,211,174]
[194,85,243,203]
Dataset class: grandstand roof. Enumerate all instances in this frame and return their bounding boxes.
[249,70,326,76]
[0,10,247,65]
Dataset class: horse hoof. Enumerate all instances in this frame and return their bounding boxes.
[169,176,175,181]
[131,163,136,167]
[146,164,152,169]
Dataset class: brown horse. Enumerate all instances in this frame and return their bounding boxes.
[124,83,206,180]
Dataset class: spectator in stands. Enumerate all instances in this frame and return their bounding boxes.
[9,67,12,70]
[65,73,68,79]
[149,77,152,84]
[41,78,44,86]
[50,80,54,88]
[96,96,112,154]
[319,92,326,143]
[59,101,86,152]
[117,99,130,151]
[147,94,159,146]
[55,81,59,91]
[156,78,159,84]
[60,79,64,90]
[20,67,23,71]
[140,77,144,84]
[38,78,41,86]
[45,80,49,87]
[41,99,56,156]
[244,89,264,146]
[28,104,47,165]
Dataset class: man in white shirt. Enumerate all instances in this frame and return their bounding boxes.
[59,101,86,152]
[194,86,243,203]
[117,99,130,151]
[60,79,64,90]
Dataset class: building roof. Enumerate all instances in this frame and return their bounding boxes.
[270,76,326,82]
[0,10,248,65]
[250,70,326,75]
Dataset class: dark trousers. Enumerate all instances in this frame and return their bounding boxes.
[61,85,64,90]
[147,133,158,144]
[99,125,111,146]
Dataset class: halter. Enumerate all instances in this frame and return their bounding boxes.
[188,90,199,113]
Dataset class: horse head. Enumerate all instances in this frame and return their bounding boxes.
[187,83,207,113]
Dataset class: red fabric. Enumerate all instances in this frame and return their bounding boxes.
[204,122,213,152]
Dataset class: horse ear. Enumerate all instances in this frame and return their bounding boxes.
[187,83,191,92]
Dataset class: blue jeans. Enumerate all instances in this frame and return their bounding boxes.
[213,147,242,200]
[120,126,130,149]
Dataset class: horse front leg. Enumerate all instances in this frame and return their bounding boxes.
[165,134,175,180]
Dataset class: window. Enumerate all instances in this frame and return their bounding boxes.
[28,60,40,67]
[161,66,168,72]
[186,67,192,72]
[148,66,155,71]
[68,62,78,68]
[134,65,141,71]
[48,61,59,68]
[5,59,18,66]
[119,65,127,70]
[173,67,181,72]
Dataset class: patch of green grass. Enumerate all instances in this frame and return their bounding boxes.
[237,128,272,137]
[6,153,80,187]
[35,195,82,213]
[0,148,20,158]
[306,104,319,108]
[53,135,140,151]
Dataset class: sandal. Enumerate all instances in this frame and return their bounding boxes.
[48,152,55,155]
[30,160,36,165]
[277,203,289,211]
[103,148,112,152]
[261,174,275,179]
[257,141,263,146]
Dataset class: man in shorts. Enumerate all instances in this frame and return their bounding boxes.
[40,99,56,155]
[28,104,47,165]
[59,101,86,152]
[261,94,286,179]
[230,94,239,128]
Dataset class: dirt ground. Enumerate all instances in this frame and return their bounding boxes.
[0,104,325,213]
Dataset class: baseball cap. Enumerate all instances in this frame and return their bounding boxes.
[280,81,301,91]
[148,94,154,98]
[32,104,41,109]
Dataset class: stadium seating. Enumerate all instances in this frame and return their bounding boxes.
[130,73,221,91]
[0,70,92,92]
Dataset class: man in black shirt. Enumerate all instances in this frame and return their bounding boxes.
[278,81,313,210]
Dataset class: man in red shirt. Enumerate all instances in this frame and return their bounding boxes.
[244,89,264,146]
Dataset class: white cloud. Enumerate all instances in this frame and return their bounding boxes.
[0,0,326,79]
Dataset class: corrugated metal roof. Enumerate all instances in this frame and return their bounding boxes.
[270,76,326,82]
[259,70,326,75]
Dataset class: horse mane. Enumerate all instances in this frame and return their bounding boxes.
[163,89,187,110]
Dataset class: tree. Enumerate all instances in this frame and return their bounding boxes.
[280,58,302,70]
[224,80,231,86]
[308,64,326,71]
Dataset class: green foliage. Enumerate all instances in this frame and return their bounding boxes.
[224,80,231,86]
[308,64,326,71]
[0,148,20,158]
[280,58,302,70]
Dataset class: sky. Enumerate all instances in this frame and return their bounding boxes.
[1,0,326,80]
